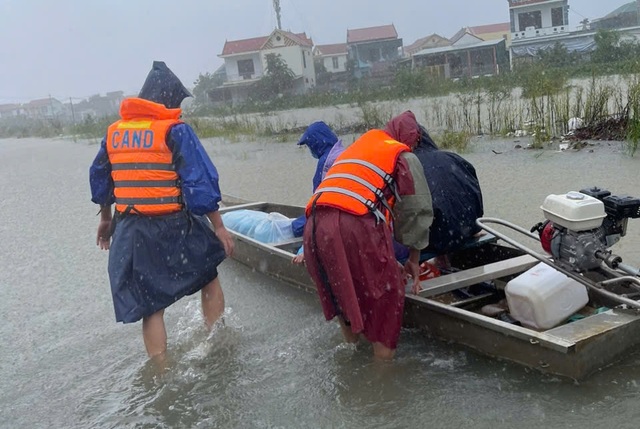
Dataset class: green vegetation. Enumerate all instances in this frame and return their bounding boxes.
[192,72,225,106]
[0,117,63,139]
[254,53,296,100]
[4,30,640,156]
[438,130,471,152]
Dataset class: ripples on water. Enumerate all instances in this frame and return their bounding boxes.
[2,138,640,428]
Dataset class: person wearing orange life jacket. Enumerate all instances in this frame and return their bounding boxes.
[302,112,433,360]
[89,61,234,361]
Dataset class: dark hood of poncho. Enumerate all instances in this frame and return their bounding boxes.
[138,61,192,109]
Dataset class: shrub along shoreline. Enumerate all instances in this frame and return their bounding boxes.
[4,62,640,156]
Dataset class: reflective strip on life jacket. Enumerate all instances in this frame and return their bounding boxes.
[332,158,401,202]
[306,130,409,220]
[321,172,394,219]
[313,186,386,224]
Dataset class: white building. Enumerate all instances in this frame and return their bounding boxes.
[509,0,570,41]
[313,43,348,73]
[0,104,25,119]
[217,29,315,105]
[508,0,583,62]
[24,98,65,120]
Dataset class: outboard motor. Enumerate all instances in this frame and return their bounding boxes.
[532,186,640,273]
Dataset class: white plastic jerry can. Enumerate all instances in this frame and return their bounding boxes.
[505,262,589,330]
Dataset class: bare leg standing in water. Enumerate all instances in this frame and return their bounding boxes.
[142,276,225,360]
[338,317,358,344]
[372,342,395,361]
[201,277,225,329]
[143,309,167,359]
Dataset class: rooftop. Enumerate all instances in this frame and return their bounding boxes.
[221,30,313,56]
[314,43,348,56]
[450,23,510,44]
[347,24,398,44]
[404,34,451,55]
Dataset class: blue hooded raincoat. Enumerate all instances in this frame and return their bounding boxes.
[291,121,344,237]
[89,61,226,324]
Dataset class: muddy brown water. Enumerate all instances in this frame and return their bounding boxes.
[1,136,639,429]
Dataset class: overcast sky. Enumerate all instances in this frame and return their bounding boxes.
[0,0,625,103]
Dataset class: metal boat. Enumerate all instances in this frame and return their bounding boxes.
[219,189,640,380]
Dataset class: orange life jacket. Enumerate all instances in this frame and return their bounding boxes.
[106,98,183,215]
[305,129,409,222]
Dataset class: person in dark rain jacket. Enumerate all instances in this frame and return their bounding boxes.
[89,61,234,361]
[389,112,484,261]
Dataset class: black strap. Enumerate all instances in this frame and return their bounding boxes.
[111,163,176,171]
[115,196,182,206]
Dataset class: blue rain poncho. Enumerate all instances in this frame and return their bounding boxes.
[89,61,225,323]
[291,121,343,237]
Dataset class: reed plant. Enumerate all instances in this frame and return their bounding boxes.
[625,77,640,156]
[357,100,393,130]
[438,130,471,152]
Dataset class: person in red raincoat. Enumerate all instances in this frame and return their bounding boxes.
[302,111,433,360]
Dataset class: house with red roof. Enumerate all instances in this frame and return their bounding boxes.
[216,29,315,104]
[346,24,403,78]
[313,43,348,73]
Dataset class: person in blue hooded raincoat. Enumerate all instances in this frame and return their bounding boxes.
[387,111,484,261]
[291,121,344,263]
[90,61,234,360]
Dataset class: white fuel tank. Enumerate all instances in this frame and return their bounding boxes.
[505,262,589,330]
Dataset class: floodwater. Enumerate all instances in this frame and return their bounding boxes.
[1,135,640,429]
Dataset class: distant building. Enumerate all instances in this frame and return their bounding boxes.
[24,98,64,119]
[404,34,451,57]
[508,0,640,62]
[73,91,124,120]
[508,0,576,61]
[410,37,509,79]
[451,23,512,47]
[314,43,348,73]
[0,104,25,119]
[449,29,485,47]
[509,0,569,41]
[215,29,315,105]
[346,24,403,78]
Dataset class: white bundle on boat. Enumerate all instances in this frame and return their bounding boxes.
[222,209,295,244]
